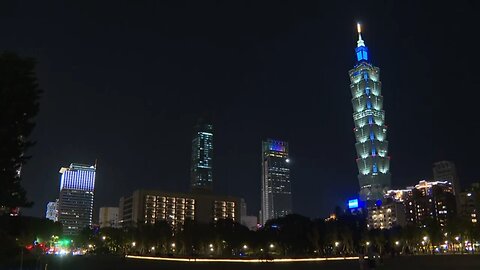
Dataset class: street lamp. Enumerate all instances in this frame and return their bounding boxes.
[395,241,400,246]
[366,241,370,246]
[243,245,248,250]
[423,236,428,242]
[334,242,340,247]
[102,236,106,241]
[171,243,176,248]
[269,244,275,249]
[132,242,136,247]
[151,246,155,251]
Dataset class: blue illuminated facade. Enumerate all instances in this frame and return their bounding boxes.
[191,120,214,192]
[349,24,391,202]
[57,163,96,235]
[261,139,292,224]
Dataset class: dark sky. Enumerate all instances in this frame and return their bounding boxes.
[2,1,480,220]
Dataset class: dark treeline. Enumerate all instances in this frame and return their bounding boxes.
[77,213,479,257]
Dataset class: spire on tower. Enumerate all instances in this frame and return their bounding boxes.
[357,23,365,47]
[355,23,369,62]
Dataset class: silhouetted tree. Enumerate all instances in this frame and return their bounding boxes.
[0,52,42,211]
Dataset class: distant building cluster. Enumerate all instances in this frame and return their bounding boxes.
[347,25,479,232]
[358,162,479,230]
[46,119,288,234]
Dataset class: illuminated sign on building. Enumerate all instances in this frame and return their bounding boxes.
[348,199,359,209]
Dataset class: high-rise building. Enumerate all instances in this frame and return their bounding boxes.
[433,161,460,194]
[458,183,479,225]
[45,200,59,222]
[190,119,214,192]
[57,163,96,235]
[349,24,391,201]
[404,180,456,228]
[261,139,292,224]
[433,161,461,213]
[99,207,119,228]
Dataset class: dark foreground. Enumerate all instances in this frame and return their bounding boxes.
[2,254,480,270]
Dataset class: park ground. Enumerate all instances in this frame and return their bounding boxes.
[2,254,480,270]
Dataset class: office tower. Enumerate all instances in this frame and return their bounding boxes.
[99,207,119,228]
[190,119,213,192]
[261,139,292,224]
[57,163,96,235]
[45,200,59,222]
[349,24,391,201]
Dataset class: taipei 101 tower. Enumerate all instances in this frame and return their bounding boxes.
[349,24,391,202]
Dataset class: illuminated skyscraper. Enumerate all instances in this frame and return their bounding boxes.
[190,119,213,192]
[349,24,391,201]
[57,163,96,235]
[261,139,292,224]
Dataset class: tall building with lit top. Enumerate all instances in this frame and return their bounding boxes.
[261,139,292,224]
[191,119,214,192]
[349,24,391,201]
[57,163,96,235]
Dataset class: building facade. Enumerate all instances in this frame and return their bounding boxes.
[57,163,96,235]
[349,24,391,202]
[367,200,406,230]
[261,139,292,224]
[99,207,119,228]
[45,200,59,222]
[459,183,479,225]
[190,120,214,192]
[404,180,456,228]
[119,189,241,228]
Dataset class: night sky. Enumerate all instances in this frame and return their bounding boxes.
[2,1,480,220]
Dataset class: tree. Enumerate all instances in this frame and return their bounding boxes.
[0,51,42,211]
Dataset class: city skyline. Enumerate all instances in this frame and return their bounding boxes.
[4,1,479,219]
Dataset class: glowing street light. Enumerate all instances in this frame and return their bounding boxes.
[151,246,155,251]
[171,243,176,248]
[334,242,340,247]
[88,244,93,248]
[209,243,213,248]
[243,245,248,250]
[132,242,136,247]
[366,241,370,246]
[102,236,106,241]
[423,236,428,242]
[269,244,275,249]
[455,236,460,241]
[395,241,400,246]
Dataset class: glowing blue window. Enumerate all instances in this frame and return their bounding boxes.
[373,164,378,173]
[368,116,373,125]
[356,51,363,61]
[372,147,376,156]
[366,100,371,109]
[365,87,370,95]
[370,131,375,140]
[362,51,368,61]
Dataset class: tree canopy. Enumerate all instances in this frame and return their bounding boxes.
[0,51,42,210]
